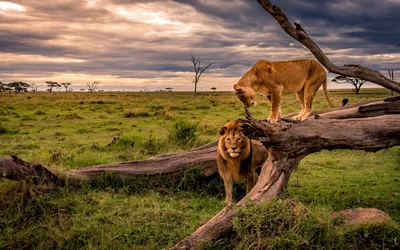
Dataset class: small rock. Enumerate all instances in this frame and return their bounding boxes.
[332,208,392,226]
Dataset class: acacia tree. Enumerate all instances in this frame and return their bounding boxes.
[87,81,100,93]
[191,54,212,96]
[61,82,72,93]
[7,82,31,93]
[46,81,61,93]
[211,87,217,95]
[332,75,366,94]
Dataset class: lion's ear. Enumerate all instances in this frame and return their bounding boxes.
[219,126,227,136]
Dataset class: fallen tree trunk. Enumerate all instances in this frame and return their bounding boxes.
[1,141,219,183]
[169,98,400,250]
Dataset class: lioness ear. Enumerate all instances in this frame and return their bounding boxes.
[219,126,227,136]
[235,88,243,95]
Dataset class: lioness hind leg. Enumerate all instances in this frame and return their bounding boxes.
[292,90,305,120]
[300,79,322,120]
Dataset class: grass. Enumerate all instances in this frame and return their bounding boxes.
[0,89,399,249]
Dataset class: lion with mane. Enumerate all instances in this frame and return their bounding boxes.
[217,120,268,206]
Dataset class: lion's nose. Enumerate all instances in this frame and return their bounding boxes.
[231,146,237,151]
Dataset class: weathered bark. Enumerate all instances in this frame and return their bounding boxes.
[256,0,400,94]
[169,99,400,250]
[1,141,219,183]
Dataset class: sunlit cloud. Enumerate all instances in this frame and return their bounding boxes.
[0,1,25,12]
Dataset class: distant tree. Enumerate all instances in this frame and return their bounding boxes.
[165,87,173,92]
[46,81,61,93]
[332,75,366,94]
[191,54,212,96]
[210,87,217,95]
[388,70,395,96]
[30,83,38,92]
[7,82,31,93]
[87,81,100,93]
[61,82,72,93]
[80,89,85,92]
[0,82,5,92]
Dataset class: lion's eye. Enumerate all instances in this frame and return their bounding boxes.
[237,138,241,141]
[227,138,231,142]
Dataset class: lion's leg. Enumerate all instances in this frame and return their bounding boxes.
[292,90,305,120]
[223,177,233,206]
[267,88,283,122]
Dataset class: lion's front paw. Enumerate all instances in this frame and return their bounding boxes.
[225,198,233,207]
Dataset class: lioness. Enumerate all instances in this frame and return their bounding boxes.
[234,59,335,122]
[217,120,268,206]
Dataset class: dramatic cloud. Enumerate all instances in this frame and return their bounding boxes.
[1,0,399,91]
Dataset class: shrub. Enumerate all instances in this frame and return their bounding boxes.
[169,120,199,148]
[123,108,150,118]
[34,110,47,115]
[64,113,83,120]
[0,123,18,135]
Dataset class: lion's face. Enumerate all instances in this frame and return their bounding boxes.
[234,85,257,108]
[219,121,250,159]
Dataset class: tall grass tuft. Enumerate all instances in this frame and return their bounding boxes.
[169,120,199,148]
[0,123,18,135]
[123,108,150,118]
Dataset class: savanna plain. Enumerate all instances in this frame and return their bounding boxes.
[0,89,399,249]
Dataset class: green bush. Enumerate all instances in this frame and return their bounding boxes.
[169,120,199,148]
[0,123,18,135]
[123,108,150,118]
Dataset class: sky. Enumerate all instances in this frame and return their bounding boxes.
[0,0,399,91]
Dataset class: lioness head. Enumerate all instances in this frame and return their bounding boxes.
[219,120,250,159]
[234,84,257,108]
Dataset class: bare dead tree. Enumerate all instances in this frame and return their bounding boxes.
[388,70,395,96]
[332,76,366,94]
[191,54,212,96]
[87,81,100,93]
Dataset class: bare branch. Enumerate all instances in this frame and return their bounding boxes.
[256,0,400,93]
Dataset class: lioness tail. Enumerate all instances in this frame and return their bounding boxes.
[322,75,335,108]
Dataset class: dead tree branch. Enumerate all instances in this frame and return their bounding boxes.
[256,0,400,93]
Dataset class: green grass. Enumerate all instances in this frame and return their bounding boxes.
[0,89,399,249]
